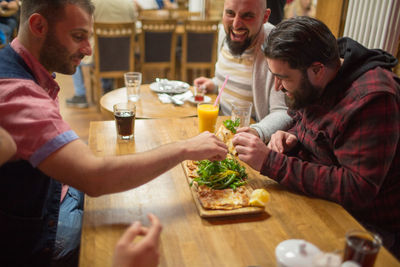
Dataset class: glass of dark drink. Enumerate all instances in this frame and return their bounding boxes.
[343,229,382,267]
[113,102,136,140]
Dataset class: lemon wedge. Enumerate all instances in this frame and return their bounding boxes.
[249,189,270,207]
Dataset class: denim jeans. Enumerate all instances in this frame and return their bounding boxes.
[0,16,17,43]
[52,187,84,267]
[72,65,86,97]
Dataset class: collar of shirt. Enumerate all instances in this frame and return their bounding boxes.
[221,42,255,65]
[10,38,60,100]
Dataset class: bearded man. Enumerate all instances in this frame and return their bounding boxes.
[233,16,400,259]
[194,0,292,143]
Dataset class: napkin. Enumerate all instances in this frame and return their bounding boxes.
[158,90,193,104]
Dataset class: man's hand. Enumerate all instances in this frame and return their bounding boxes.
[112,214,162,267]
[267,130,298,153]
[236,127,259,137]
[193,77,215,93]
[232,132,269,171]
[181,131,228,162]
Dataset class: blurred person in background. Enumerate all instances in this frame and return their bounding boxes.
[0,0,19,45]
[194,0,292,143]
[156,0,177,9]
[267,0,286,25]
[135,0,176,10]
[284,0,316,18]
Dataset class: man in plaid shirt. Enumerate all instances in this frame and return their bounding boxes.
[233,16,400,259]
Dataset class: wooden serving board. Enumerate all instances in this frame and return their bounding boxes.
[181,161,265,218]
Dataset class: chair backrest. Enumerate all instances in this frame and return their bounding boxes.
[169,9,202,21]
[180,19,219,83]
[139,19,177,83]
[93,22,136,106]
[138,9,170,20]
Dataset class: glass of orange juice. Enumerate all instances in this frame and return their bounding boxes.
[197,103,219,133]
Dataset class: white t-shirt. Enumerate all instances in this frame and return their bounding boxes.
[135,0,159,9]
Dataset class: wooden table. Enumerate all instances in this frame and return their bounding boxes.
[80,117,399,267]
[100,84,216,119]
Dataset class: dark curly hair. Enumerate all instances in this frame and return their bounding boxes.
[263,16,340,70]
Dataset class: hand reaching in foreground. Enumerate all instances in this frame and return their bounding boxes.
[232,132,269,171]
[236,127,260,137]
[193,77,215,93]
[181,131,228,162]
[112,214,162,267]
[267,130,298,153]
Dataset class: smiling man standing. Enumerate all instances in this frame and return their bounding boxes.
[194,0,292,143]
[0,0,228,266]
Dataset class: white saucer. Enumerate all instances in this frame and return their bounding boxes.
[188,95,211,104]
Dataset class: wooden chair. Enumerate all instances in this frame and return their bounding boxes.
[138,9,170,20]
[169,9,202,21]
[139,19,177,83]
[180,19,219,83]
[92,22,136,108]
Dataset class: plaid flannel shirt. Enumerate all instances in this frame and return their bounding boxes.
[261,66,400,232]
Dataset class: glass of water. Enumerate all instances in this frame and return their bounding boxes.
[231,100,253,128]
[124,72,142,102]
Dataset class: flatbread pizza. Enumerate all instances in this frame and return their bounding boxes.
[215,118,240,155]
[183,119,270,212]
[184,157,251,210]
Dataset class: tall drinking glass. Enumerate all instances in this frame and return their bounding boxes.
[197,103,219,133]
[124,72,142,102]
[231,100,253,128]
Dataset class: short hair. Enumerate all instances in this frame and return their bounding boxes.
[263,16,340,70]
[21,0,94,24]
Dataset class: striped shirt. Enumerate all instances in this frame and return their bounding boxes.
[214,41,255,116]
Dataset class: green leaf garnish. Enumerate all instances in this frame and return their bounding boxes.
[192,158,247,190]
[223,118,240,134]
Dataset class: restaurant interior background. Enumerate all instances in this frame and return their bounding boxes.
[1,0,398,142]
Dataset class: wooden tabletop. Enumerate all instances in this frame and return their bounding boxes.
[100,84,216,119]
[80,117,399,267]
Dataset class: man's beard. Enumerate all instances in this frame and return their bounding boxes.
[39,29,82,75]
[285,73,322,110]
[226,29,252,56]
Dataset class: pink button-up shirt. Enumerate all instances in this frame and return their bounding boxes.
[0,39,79,201]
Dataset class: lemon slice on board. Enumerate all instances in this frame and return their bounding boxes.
[249,189,270,207]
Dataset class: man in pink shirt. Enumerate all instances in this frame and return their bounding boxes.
[0,0,227,266]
